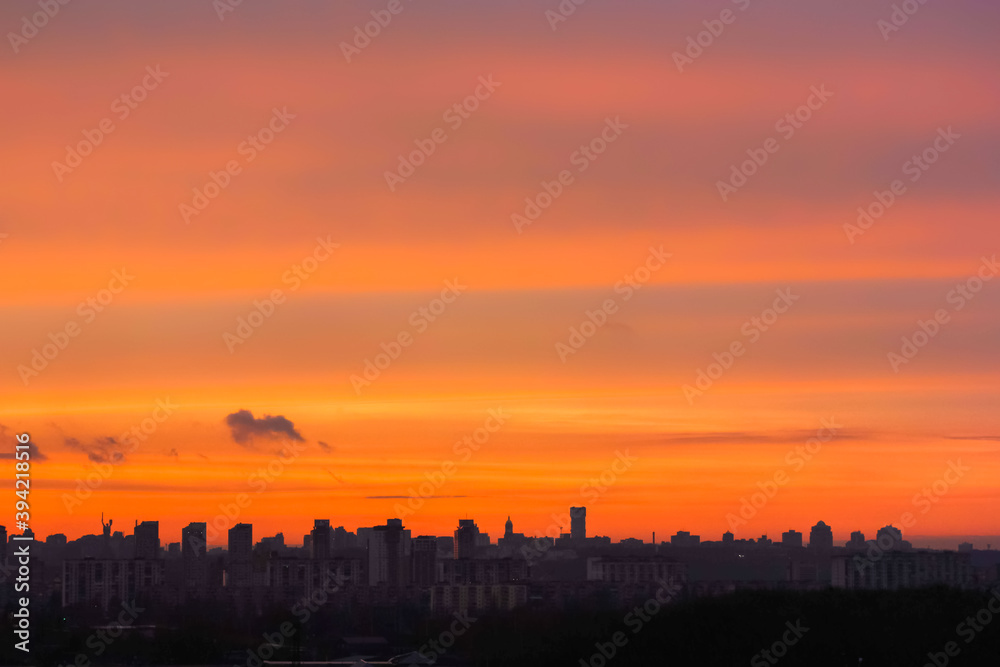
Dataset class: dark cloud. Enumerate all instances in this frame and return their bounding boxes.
[366,495,468,499]
[64,436,126,464]
[0,425,47,462]
[225,409,304,446]
[167,448,179,457]
[318,440,333,452]
[653,430,861,446]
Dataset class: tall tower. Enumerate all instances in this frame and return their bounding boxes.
[310,519,332,559]
[228,523,253,587]
[504,516,513,539]
[454,519,479,559]
[367,518,410,586]
[570,506,586,541]
[134,521,160,559]
[809,521,833,550]
[412,535,438,586]
[182,522,208,594]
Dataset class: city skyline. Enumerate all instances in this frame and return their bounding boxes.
[3,0,999,610]
[3,0,999,663]
[17,510,997,553]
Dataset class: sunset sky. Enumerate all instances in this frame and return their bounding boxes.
[1,0,998,548]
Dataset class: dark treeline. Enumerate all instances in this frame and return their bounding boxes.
[3,587,999,665]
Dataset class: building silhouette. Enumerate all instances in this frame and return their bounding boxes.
[310,519,332,559]
[782,529,803,548]
[182,522,208,592]
[847,530,866,550]
[367,518,410,585]
[134,520,159,559]
[454,519,480,560]
[876,524,910,551]
[228,523,253,587]
[671,531,700,547]
[412,535,438,585]
[570,506,587,541]
[809,521,833,550]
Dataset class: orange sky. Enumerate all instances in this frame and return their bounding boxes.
[1,0,998,547]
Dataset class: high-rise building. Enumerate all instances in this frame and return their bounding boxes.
[847,531,866,550]
[781,529,803,548]
[47,533,68,547]
[876,525,909,551]
[670,531,701,547]
[454,519,480,559]
[181,522,208,592]
[367,518,411,585]
[504,516,513,539]
[412,535,438,585]
[310,519,332,559]
[134,521,159,559]
[809,521,833,550]
[228,523,253,587]
[259,533,285,556]
[0,525,6,565]
[570,507,587,541]
[332,526,357,550]
[832,551,972,589]
[182,522,207,558]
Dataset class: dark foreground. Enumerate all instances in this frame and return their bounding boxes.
[5,587,1000,666]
